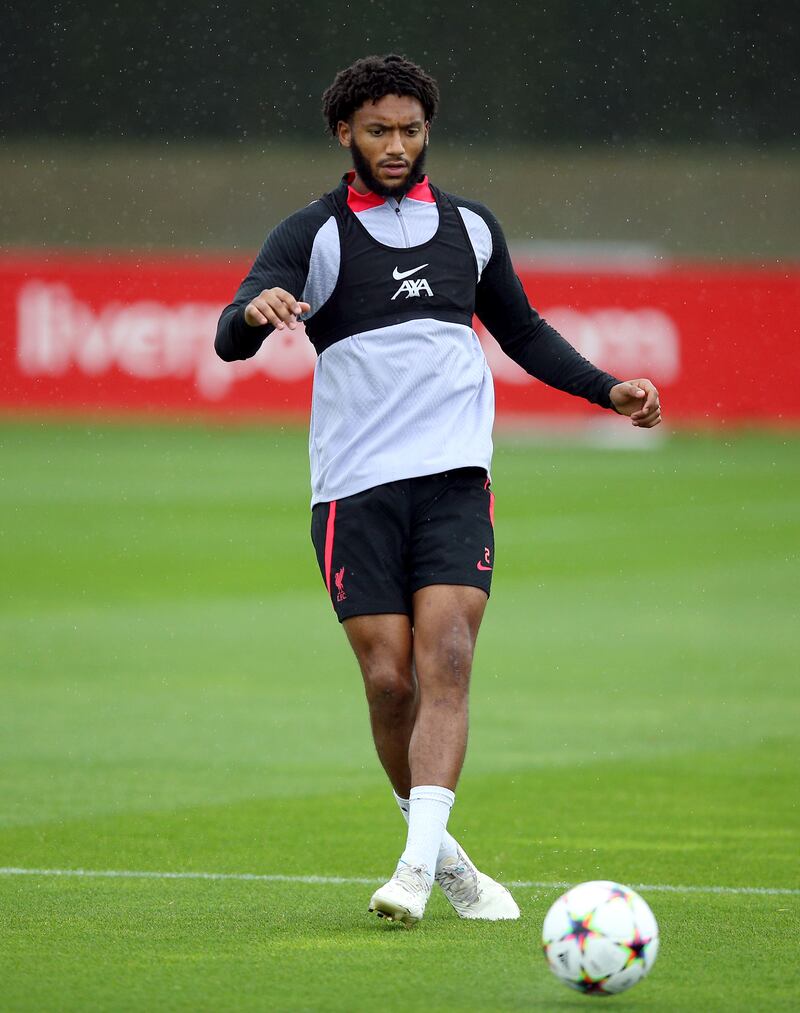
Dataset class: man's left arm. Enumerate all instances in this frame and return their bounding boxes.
[472,205,661,428]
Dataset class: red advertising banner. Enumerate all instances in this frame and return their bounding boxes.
[2,252,799,425]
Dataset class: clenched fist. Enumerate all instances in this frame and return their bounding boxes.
[609,379,662,428]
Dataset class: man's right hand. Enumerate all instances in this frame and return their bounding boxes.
[244,288,311,330]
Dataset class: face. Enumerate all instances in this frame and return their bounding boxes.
[338,94,429,198]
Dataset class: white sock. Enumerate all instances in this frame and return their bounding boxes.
[393,790,461,869]
[397,785,455,885]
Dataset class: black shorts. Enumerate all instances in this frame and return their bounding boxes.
[311,468,495,622]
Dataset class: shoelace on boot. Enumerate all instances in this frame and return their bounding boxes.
[394,864,430,895]
[436,862,479,904]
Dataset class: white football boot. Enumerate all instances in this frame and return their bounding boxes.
[369,863,432,927]
[435,847,520,920]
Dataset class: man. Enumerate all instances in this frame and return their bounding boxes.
[215,54,661,928]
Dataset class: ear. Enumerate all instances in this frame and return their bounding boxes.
[424,122,430,146]
[337,120,352,148]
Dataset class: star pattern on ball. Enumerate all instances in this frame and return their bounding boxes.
[577,972,610,995]
[565,911,596,952]
[542,882,659,997]
[625,927,652,967]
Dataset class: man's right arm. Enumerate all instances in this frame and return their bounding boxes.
[214,202,328,361]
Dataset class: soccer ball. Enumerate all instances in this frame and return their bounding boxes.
[542,880,659,996]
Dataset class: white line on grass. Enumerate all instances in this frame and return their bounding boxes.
[1,866,798,896]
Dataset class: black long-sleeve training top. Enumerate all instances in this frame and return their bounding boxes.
[216,174,619,504]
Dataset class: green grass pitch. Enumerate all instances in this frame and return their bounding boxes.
[1,420,798,1011]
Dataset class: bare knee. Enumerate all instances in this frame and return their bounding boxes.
[344,614,415,713]
[415,624,475,698]
[361,661,416,710]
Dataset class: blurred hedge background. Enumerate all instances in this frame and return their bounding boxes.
[2,0,798,256]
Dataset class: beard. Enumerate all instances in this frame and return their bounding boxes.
[350,138,428,199]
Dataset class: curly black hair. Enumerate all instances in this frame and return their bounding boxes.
[321,54,440,137]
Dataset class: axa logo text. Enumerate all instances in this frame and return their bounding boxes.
[391,264,433,300]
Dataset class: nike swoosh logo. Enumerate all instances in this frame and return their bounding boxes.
[476,562,493,571]
[392,264,428,280]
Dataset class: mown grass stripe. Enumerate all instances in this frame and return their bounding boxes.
[1,866,797,896]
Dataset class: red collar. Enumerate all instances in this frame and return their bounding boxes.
[344,171,435,212]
